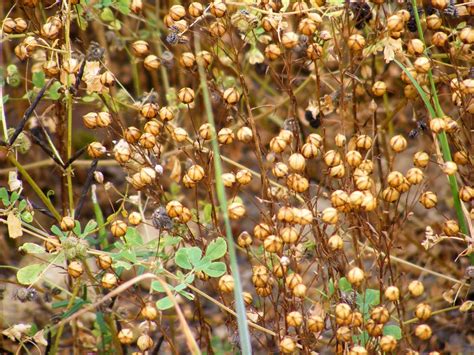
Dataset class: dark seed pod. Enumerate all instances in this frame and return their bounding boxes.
[350,2,372,30]
[152,207,174,230]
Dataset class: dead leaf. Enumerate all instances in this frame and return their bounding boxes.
[2,323,31,341]
[7,212,23,239]
[168,156,182,183]
[33,329,48,346]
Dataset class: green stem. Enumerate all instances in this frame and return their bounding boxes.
[50,280,81,354]
[195,38,252,354]
[405,0,471,263]
[8,154,61,221]
[91,184,107,249]
[65,0,74,216]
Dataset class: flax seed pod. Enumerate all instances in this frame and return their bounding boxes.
[254,223,272,241]
[263,235,283,253]
[288,153,306,172]
[218,274,234,293]
[346,150,362,167]
[420,191,437,209]
[280,226,299,244]
[285,273,303,290]
[390,135,407,152]
[286,173,309,192]
[414,151,430,168]
[328,234,343,251]
[347,267,365,286]
[178,87,195,104]
[131,40,150,57]
[348,34,366,51]
[228,202,246,220]
[408,280,424,297]
[265,44,281,60]
[236,169,252,185]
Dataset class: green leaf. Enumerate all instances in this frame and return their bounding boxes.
[82,220,98,237]
[338,277,353,293]
[17,263,47,285]
[0,187,8,205]
[32,71,45,88]
[205,237,227,261]
[187,247,202,266]
[19,243,45,254]
[156,297,174,310]
[175,248,193,269]
[10,191,20,204]
[47,82,62,100]
[194,256,211,272]
[177,289,194,301]
[383,325,402,340]
[51,225,66,238]
[112,260,132,270]
[18,199,27,211]
[353,331,369,346]
[356,289,380,316]
[203,203,213,224]
[21,211,33,223]
[204,262,226,277]
[124,227,143,246]
[73,220,82,236]
[116,0,131,14]
[151,280,174,293]
[100,7,115,22]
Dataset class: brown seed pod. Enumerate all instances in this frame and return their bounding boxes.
[187,164,205,182]
[130,0,143,14]
[382,187,400,203]
[408,280,424,297]
[144,120,161,136]
[420,191,437,209]
[288,153,306,172]
[60,216,75,231]
[321,207,338,225]
[166,200,183,218]
[254,223,272,241]
[188,2,204,17]
[298,18,317,36]
[137,334,154,351]
[370,306,389,324]
[209,20,226,37]
[87,142,106,158]
[281,31,299,49]
[169,4,186,20]
[96,112,112,128]
[431,0,448,10]
[365,320,383,337]
[414,151,430,168]
[306,43,323,61]
[82,112,98,129]
[199,123,214,140]
[336,326,352,342]
[237,231,252,247]
[173,127,188,142]
[210,1,227,17]
[118,328,134,345]
[128,211,143,226]
[380,335,397,352]
[286,173,309,192]
[265,43,282,60]
[285,273,303,290]
[140,103,159,119]
[269,136,287,153]
[236,169,252,185]
[347,34,366,51]
[228,202,246,220]
[415,303,432,321]
[335,303,352,322]
[372,81,387,96]
[292,283,307,298]
[349,346,368,355]
[111,220,127,238]
[101,272,118,289]
[286,311,303,327]
[96,254,113,270]
[124,126,141,143]
[426,14,442,30]
[414,57,431,74]
[139,132,156,149]
[442,219,459,236]
[279,226,298,244]
[68,261,83,278]
[279,337,296,354]
[144,55,161,71]
[307,314,324,333]
[131,40,150,57]
[263,235,283,253]
[347,267,365,287]
[355,135,372,150]
[387,171,405,188]
[390,135,407,152]
[459,186,474,202]
[140,303,158,320]
[180,52,196,68]
[323,150,341,167]
[406,168,424,185]
[407,39,425,55]
[415,324,432,340]
[432,31,448,47]
[328,234,343,251]
[329,164,346,179]
[218,274,234,293]
[43,60,60,77]
[196,50,213,68]
[100,71,115,87]
[236,126,253,143]
[2,18,16,34]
